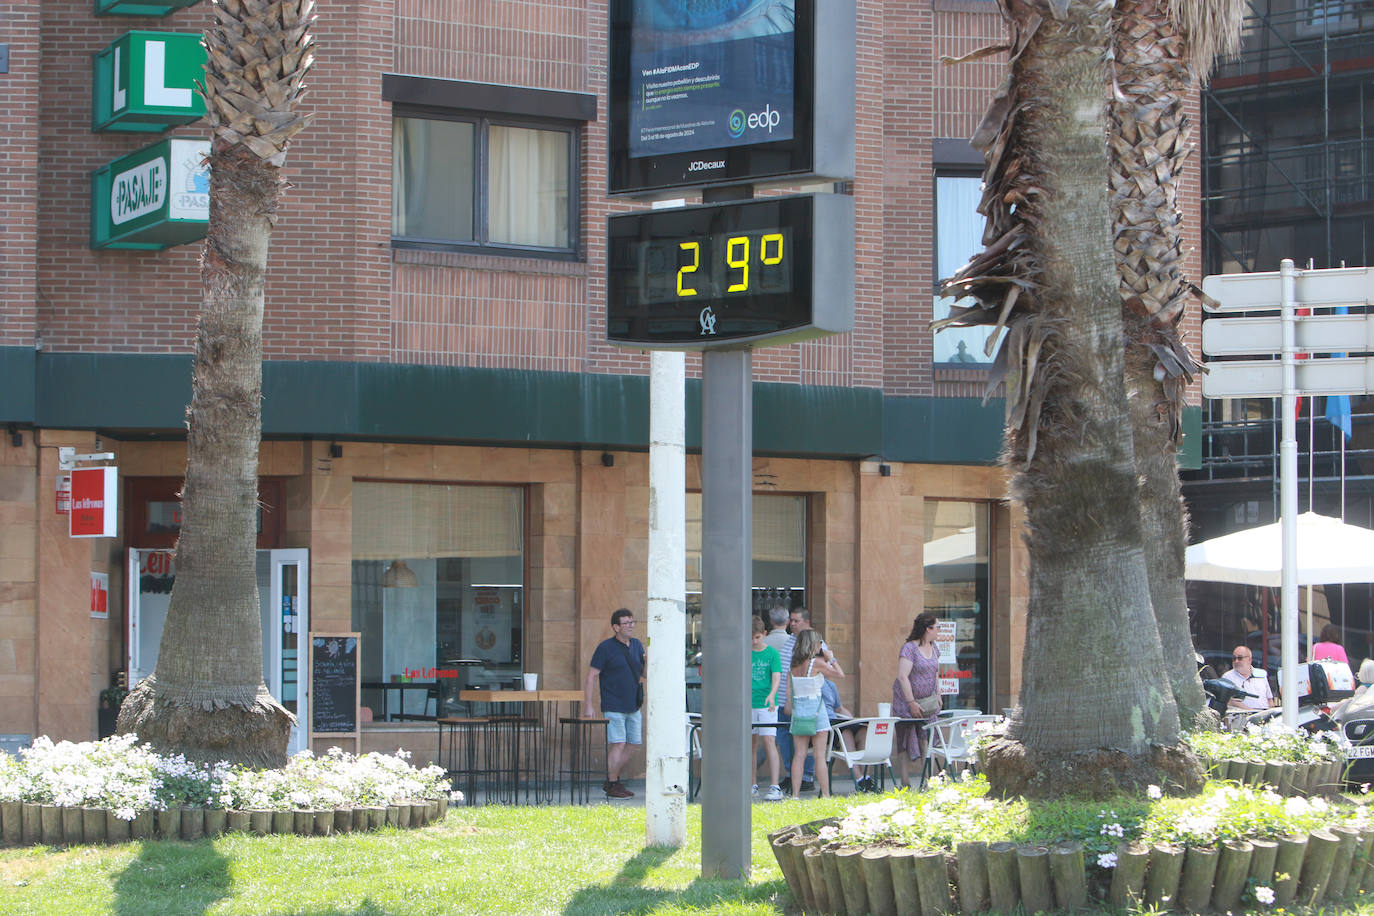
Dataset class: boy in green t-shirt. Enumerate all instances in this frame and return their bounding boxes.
[750,616,784,801]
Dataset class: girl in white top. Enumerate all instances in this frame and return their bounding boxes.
[788,629,843,797]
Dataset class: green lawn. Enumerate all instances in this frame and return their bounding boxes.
[8,798,1374,915]
[0,799,851,916]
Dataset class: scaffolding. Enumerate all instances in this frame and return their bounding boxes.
[1201,0,1374,275]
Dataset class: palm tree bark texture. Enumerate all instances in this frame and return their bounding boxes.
[939,0,1203,797]
[1113,0,1208,732]
[118,0,314,768]
[1111,0,1241,730]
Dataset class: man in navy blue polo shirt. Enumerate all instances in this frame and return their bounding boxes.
[584,607,647,799]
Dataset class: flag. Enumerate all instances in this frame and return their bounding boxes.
[1326,305,1353,440]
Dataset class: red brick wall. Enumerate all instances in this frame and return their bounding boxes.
[1,2,40,348]
[27,0,1183,403]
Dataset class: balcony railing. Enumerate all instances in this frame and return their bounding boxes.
[1188,402,1374,484]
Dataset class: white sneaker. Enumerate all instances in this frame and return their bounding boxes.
[751,784,759,798]
[765,785,784,801]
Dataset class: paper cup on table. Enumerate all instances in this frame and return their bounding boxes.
[878,703,892,717]
[523,673,538,690]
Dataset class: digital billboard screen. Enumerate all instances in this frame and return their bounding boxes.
[608,0,858,195]
[627,1,796,159]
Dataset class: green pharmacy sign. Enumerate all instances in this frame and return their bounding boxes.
[91,137,210,250]
[95,0,202,16]
[93,31,206,132]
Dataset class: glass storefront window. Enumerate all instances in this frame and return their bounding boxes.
[923,500,991,712]
[351,482,524,722]
[684,493,807,711]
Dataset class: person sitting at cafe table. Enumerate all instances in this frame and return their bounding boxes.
[1221,646,1276,710]
[584,608,647,799]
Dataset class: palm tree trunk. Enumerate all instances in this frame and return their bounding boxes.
[961,0,1200,797]
[1110,0,1229,729]
[118,0,313,768]
[117,142,294,768]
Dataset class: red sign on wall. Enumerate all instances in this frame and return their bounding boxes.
[70,467,118,538]
[91,572,110,619]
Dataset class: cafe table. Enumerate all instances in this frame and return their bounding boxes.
[448,689,585,804]
[360,680,437,722]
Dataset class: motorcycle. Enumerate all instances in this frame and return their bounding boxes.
[1201,662,1343,735]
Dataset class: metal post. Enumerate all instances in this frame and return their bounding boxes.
[1280,258,1299,728]
[646,350,687,847]
[700,347,753,879]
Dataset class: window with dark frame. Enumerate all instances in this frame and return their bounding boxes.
[392,112,576,256]
[933,171,996,366]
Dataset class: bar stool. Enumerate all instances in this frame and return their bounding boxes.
[557,716,608,803]
[437,717,486,805]
[485,713,539,805]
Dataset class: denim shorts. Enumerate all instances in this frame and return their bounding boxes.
[605,709,642,745]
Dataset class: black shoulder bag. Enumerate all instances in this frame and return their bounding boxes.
[619,639,645,710]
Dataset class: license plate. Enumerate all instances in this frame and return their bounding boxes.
[1346,745,1374,759]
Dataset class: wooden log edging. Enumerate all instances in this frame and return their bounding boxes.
[0,798,449,846]
[769,821,1374,914]
[1197,754,1349,797]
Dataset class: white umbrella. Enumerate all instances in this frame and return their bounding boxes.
[1185,512,1374,587]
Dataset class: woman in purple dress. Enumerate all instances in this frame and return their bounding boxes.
[892,612,941,786]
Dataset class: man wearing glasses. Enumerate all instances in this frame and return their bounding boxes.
[1221,647,1276,710]
[585,608,647,799]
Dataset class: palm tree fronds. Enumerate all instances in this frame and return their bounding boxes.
[201,0,316,167]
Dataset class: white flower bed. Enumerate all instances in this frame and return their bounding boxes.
[0,736,456,820]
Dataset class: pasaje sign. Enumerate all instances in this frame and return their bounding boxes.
[90,137,210,250]
[92,31,207,132]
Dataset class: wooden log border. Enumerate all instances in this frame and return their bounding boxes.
[0,799,449,846]
[1197,754,1350,797]
[769,817,1372,913]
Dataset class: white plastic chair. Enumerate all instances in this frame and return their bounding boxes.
[937,708,983,720]
[922,714,1002,783]
[827,717,899,792]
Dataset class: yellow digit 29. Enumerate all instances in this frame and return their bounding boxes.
[727,236,749,292]
[677,242,699,297]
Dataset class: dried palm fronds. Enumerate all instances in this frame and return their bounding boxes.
[201,0,315,167]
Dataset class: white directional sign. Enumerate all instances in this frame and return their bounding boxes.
[1201,266,1374,312]
[1202,355,1374,398]
[1201,312,1374,356]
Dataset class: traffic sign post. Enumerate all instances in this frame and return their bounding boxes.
[1201,265,1374,313]
[1200,259,1374,728]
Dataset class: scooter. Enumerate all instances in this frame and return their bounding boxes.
[1201,667,1340,735]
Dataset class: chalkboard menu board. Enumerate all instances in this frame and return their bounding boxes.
[309,632,360,740]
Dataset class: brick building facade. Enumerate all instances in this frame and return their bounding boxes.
[0,0,1201,766]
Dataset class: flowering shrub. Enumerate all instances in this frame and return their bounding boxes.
[1187,722,1349,764]
[0,736,454,820]
[819,773,1034,852]
[818,774,1369,863]
[1140,782,1368,847]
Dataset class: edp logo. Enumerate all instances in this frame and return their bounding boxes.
[727,103,781,138]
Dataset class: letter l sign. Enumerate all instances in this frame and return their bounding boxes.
[113,46,126,111]
[145,41,192,108]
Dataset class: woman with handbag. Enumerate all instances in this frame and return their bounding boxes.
[892,612,941,787]
[787,629,843,798]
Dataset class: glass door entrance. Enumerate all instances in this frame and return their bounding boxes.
[128,548,310,754]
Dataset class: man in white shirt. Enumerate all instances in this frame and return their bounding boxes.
[1221,646,1276,710]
